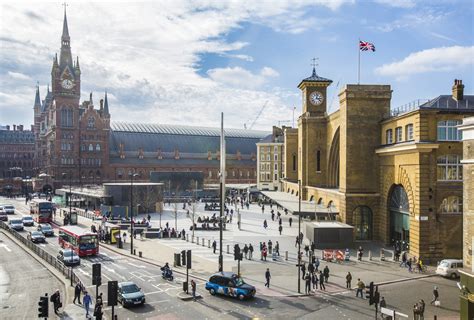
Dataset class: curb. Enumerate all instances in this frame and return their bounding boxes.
[376,273,438,286]
[176,292,203,301]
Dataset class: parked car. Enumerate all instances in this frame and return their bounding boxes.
[57,249,80,266]
[436,259,463,279]
[9,219,24,231]
[37,223,54,236]
[28,231,46,243]
[118,282,145,307]
[3,205,15,214]
[22,216,35,226]
[205,272,256,300]
[0,207,7,221]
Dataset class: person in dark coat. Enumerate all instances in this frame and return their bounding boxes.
[73,282,83,304]
[323,266,330,283]
[301,262,306,279]
[319,271,325,290]
[305,273,311,294]
[51,289,61,315]
[212,240,217,254]
[265,268,271,288]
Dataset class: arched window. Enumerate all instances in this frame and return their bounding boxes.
[405,124,414,141]
[309,195,314,202]
[439,196,462,214]
[292,154,297,171]
[386,129,393,144]
[87,116,95,128]
[88,144,93,152]
[61,108,73,127]
[316,150,321,172]
[96,144,101,151]
[317,198,323,205]
[389,185,410,247]
[438,120,462,141]
[81,144,86,151]
[437,155,462,181]
[353,206,373,240]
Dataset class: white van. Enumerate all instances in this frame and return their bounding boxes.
[436,259,463,278]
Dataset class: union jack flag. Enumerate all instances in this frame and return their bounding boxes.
[359,40,376,52]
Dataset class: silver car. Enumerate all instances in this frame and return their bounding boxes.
[9,219,24,231]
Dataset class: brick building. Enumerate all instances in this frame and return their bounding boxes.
[280,66,474,261]
[0,124,35,178]
[33,8,265,187]
[257,126,285,191]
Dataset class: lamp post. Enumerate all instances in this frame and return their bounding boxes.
[298,179,302,294]
[129,171,138,255]
[62,172,72,222]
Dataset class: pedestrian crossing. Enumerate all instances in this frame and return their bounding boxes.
[160,239,241,264]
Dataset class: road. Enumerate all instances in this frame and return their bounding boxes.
[0,232,64,320]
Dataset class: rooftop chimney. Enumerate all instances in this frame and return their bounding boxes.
[18,125,23,131]
[6,125,10,130]
[452,79,464,101]
[13,124,16,131]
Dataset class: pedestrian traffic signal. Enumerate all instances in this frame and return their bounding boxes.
[108,280,118,306]
[234,244,241,261]
[38,295,48,318]
[366,281,374,305]
[92,263,101,286]
[181,250,186,266]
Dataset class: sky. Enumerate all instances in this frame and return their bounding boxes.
[0,0,473,130]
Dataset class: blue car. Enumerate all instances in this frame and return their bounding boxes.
[205,272,256,300]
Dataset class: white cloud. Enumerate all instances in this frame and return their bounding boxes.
[376,11,447,33]
[375,46,474,78]
[8,71,31,81]
[374,0,415,8]
[226,54,254,62]
[207,66,279,89]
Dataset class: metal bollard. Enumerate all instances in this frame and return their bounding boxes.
[202,238,205,246]
[186,234,189,242]
[227,244,230,254]
[285,251,288,261]
[139,251,142,258]
[196,236,199,244]
[368,250,372,261]
[208,239,211,248]
[380,248,385,261]
[192,236,194,243]
[133,249,136,255]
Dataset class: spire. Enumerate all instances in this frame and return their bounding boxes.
[75,56,80,69]
[62,3,70,41]
[34,82,41,109]
[89,92,93,106]
[104,91,110,115]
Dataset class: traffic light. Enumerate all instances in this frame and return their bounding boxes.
[234,244,241,261]
[181,250,186,266]
[92,263,101,286]
[366,281,374,305]
[186,249,192,269]
[38,295,48,318]
[108,281,118,307]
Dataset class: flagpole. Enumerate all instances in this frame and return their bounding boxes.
[358,38,361,85]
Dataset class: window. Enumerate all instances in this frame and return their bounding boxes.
[274,154,278,161]
[316,150,321,172]
[61,109,73,127]
[438,120,462,141]
[260,173,265,181]
[274,146,278,153]
[386,129,393,144]
[405,124,414,141]
[260,154,265,161]
[395,127,402,143]
[439,196,462,214]
[437,155,462,181]
[266,154,270,161]
[87,116,95,128]
[266,173,270,180]
[88,144,93,152]
[274,173,278,180]
[260,146,265,153]
[292,154,296,171]
[96,144,101,151]
[274,163,278,170]
[260,164,265,171]
[81,144,86,151]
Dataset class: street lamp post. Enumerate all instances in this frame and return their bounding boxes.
[62,172,72,223]
[298,179,302,294]
[129,171,138,255]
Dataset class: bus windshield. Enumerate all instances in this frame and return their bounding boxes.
[79,235,97,250]
[38,202,53,211]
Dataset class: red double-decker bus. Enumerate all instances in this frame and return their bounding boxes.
[30,199,53,223]
[58,226,99,257]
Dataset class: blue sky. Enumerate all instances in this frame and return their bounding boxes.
[0,0,473,130]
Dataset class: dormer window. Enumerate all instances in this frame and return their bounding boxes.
[87,116,95,128]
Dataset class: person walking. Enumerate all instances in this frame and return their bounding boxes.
[263,219,268,229]
[357,246,363,261]
[356,279,365,298]
[346,272,352,289]
[268,240,273,254]
[243,244,249,259]
[73,282,83,304]
[83,291,93,317]
[311,271,318,290]
[315,257,320,272]
[308,261,314,275]
[212,240,217,254]
[319,271,325,290]
[301,262,306,280]
[305,273,311,294]
[323,265,330,283]
[94,303,103,320]
[50,289,61,315]
[191,279,197,301]
[419,299,425,319]
[278,225,283,235]
[295,236,299,247]
[289,217,293,227]
[261,205,265,214]
[265,268,271,288]
[260,242,263,260]
[430,286,439,305]
[379,297,387,317]
[122,232,127,244]
[275,241,280,256]
[400,251,407,267]
[413,303,420,320]
[262,245,268,261]
[96,293,103,307]
[249,243,254,260]
[407,258,413,273]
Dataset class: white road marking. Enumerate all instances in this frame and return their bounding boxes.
[128,262,146,269]
[0,244,11,252]
[111,262,126,270]
[78,268,90,276]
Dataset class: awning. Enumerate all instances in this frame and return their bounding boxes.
[260,191,338,216]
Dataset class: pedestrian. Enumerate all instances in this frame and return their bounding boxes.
[212,240,217,254]
[122,232,127,244]
[319,271,325,290]
[262,205,265,214]
[419,299,425,319]
[304,244,309,256]
[312,271,318,290]
[310,241,316,255]
[262,245,268,261]
[323,265,330,283]
[413,303,420,320]
[83,291,92,317]
[346,272,352,289]
[315,257,320,271]
[96,292,103,307]
[400,251,407,267]
[407,258,413,272]
[279,217,282,225]
[278,225,283,235]
[356,279,365,298]
[93,304,103,320]
[289,217,293,227]
[308,261,314,274]
[271,211,275,221]
[249,243,254,260]
[268,240,273,254]
[379,297,386,316]
[265,268,271,288]
[147,214,151,222]
[301,262,306,279]
[74,282,83,304]
[357,246,363,261]
[263,219,268,229]
[430,286,439,305]
[275,241,280,256]
[295,236,299,247]
[305,273,311,294]
[191,279,197,301]
[51,289,61,315]
[243,244,249,259]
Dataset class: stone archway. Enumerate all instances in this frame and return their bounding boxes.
[388,184,410,250]
[328,127,340,188]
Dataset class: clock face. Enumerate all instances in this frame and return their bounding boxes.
[309,91,324,106]
[61,79,74,90]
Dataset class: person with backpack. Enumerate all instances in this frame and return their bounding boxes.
[50,289,61,315]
